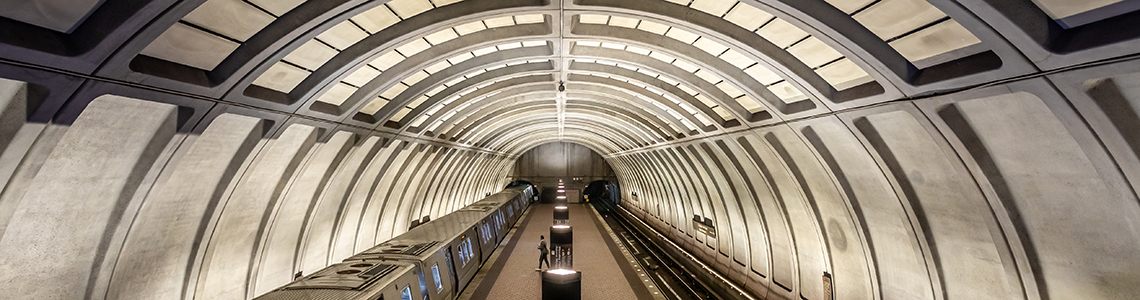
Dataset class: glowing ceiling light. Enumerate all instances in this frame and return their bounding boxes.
[555,206,567,209]
[556,196,566,199]
[552,225,570,229]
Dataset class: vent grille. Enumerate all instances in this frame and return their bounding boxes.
[373,241,438,256]
[282,263,396,291]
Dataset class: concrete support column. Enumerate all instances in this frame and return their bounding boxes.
[0,95,177,299]
[253,130,355,295]
[196,123,317,300]
[107,113,264,300]
[297,136,384,273]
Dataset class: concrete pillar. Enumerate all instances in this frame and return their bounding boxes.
[297,136,384,273]
[106,113,264,300]
[253,130,354,296]
[0,95,177,299]
[196,123,317,300]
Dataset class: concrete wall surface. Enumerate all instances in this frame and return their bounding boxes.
[0,92,512,300]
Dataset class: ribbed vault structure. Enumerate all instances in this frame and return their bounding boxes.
[3,0,1140,299]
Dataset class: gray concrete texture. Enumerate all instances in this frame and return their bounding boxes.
[2,0,1140,299]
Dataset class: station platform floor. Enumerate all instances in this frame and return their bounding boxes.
[460,203,656,300]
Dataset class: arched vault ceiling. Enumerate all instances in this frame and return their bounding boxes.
[29,0,1078,156]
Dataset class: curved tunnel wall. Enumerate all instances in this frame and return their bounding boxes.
[606,73,1140,300]
[0,84,514,300]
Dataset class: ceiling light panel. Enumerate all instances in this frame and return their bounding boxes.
[484,16,515,28]
[352,5,400,33]
[318,82,358,105]
[723,3,773,30]
[786,37,844,68]
[317,21,370,50]
[283,39,339,70]
[454,21,487,35]
[515,15,545,24]
[249,0,306,16]
[609,16,640,28]
[833,0,982,64]
[251,61,311,93]
[887,19,981,62]
[689,0,736,17]
[388,0,434,18]
[139,22,240,71]
[360,97,390,115]
[370,51,404,71]
[182,0,276,42]
[815,58,874,90]
[755,18,808,48]
[342,66,382,87]
[424,29,460,45]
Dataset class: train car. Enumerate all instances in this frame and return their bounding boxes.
[254,261,424,300]
[255,184,536,300]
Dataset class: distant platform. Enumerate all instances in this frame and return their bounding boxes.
[462,203,655,300]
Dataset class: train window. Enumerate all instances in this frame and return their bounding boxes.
[431,264,442,292]
[464,238,474,262]
[457,243,468,265]
[401,285,412,300]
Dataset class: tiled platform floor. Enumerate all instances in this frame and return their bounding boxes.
[464,203,654,300]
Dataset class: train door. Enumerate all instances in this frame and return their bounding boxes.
[444,246,458,300]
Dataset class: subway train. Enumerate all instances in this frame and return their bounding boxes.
[253,184,537,300]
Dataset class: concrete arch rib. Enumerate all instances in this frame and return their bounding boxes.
[565,0,903,103]
[306,20,554,116]
[414,84,679,139]
[567,87,692,136]
[431,81,689,138]
[438,98,669,143]
[497,125,622,153]
[567,48,763,123]
[444,85,687,140]
[458,107,647,148]
[365,61,556,128]
[482,113,654,150]
[336,44,556,123]
[410,84,555,135]
[567,60,741,127]
[221,0,556,109]
[460,108,651,149]
[564,8,838,112]
[568,75,709,133]
[502,128,622,154]
[491,120,640,153]
[475,116,635,152]
[465,111,646,150]
[511,133,618,156]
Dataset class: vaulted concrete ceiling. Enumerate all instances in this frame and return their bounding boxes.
[4,0,1110,156]
[5,1,1140,300]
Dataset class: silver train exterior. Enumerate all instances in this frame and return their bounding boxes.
[254,184,537,300]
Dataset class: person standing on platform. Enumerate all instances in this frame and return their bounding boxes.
[537,235,549,271]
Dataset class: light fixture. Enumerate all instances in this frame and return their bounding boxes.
[547,268,576,275]
[556,196,566,199]
[552,225,570,229]
[555,206,567,209]
[558,81,566,92]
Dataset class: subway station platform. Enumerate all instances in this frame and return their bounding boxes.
[460,203,656,300]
